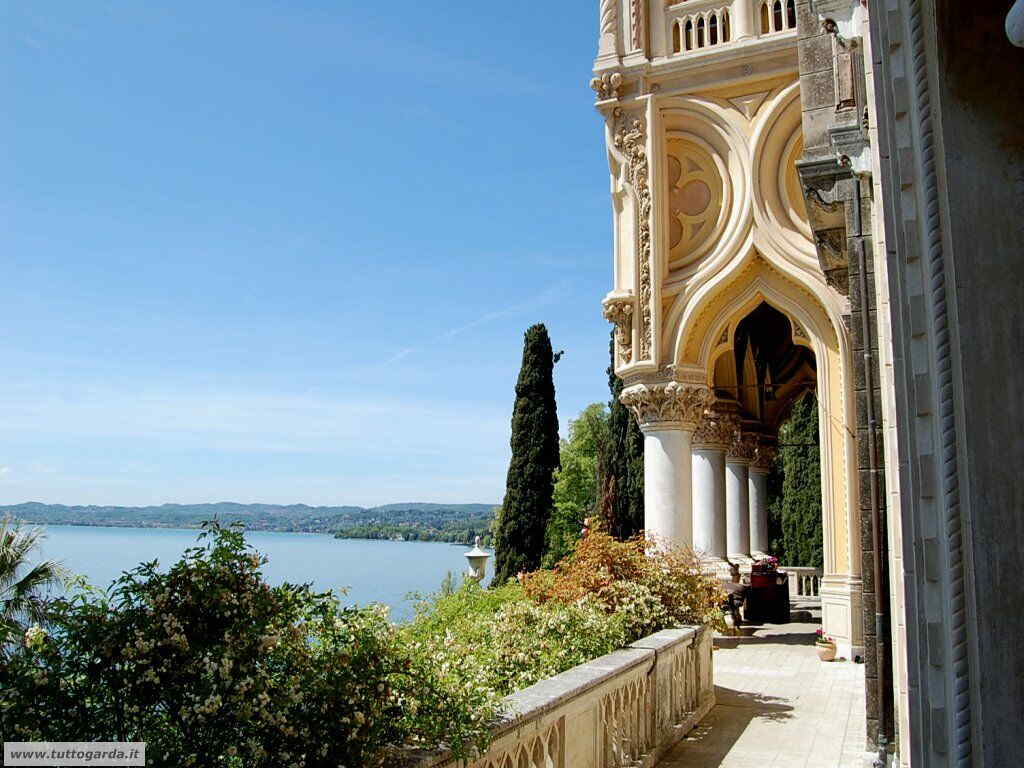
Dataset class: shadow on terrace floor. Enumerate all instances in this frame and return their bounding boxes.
[661,687,795,766]
[657,614,867,768]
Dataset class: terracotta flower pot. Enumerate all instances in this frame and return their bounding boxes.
[816,643,836,662]
[750,572,776,588]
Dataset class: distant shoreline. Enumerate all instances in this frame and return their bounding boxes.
[20,520,491,548]
[3,501,497,549]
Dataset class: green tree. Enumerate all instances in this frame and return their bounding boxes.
[1,516,69,650]
[492,325,561,584]
[767,392,823,567]
[599,332,645,539]
[541,403,610,567]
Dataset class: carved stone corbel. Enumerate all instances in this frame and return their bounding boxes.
[602,295,635,366]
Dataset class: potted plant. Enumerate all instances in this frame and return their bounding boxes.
[815,629,837,661]
[749,556,779,588]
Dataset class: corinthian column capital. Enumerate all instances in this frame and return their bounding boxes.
[692,408,740,449]
[751,444,778,473]
[727,432,759,463]
[620,381,712,431]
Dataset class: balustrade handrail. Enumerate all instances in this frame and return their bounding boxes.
[408,625,715,768]
[778,566,823,598]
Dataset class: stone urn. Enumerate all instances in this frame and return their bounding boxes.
[816,641,837,662]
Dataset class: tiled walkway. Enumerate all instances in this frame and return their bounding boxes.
[658,604,867,768]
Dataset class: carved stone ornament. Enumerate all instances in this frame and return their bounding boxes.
[619,382,712,430]
[613,110,653,361]
[590,71,624,100]
[727,432,758,462]
[597,0,618,56]
[751,444,778,472]
[692,409,740,449]
[630,0,646,52]
[602,296,634,365]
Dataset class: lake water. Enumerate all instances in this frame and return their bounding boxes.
[37,525,485,622]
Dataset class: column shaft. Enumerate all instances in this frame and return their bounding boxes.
[726,459,751,559]
[733,0,756,40]
[749,468,770,555]
[692,447,727,559]
[643,427,694,548]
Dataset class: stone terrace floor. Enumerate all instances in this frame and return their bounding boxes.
[658,601,867,768]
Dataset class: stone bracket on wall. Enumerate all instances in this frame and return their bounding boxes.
[795,157,858,296]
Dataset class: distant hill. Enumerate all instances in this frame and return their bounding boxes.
[0,502,498,542]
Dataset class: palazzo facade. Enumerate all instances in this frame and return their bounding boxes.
[592,1,1024,765]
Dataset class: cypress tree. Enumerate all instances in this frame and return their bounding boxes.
[492,324,561,584]
[599,331,645,539]
[769,391,824,567]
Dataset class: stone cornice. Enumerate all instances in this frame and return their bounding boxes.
[619,381,711,431]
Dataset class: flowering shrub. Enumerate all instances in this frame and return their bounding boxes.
[0,523,492,767]
[1,523,726,766]
[751,555,779,573]
[404,581,629,698]
[403,527,725,710]
[522,528,727,637]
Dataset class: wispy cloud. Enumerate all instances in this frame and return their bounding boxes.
[437,282,568,342]
[383,347,413,365]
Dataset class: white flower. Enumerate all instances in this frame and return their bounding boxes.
[23,625,46,651]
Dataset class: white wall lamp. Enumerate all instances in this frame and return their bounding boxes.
[1008,0,1024,47]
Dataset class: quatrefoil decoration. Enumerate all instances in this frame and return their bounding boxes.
[667,138,723,261]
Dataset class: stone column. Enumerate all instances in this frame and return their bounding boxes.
[692,409,738,577]
[620,381,711,549]
[732,0,756,40]
[749,445,776,557]
[726,433,757,565]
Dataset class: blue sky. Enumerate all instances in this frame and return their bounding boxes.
[1,1,614,507]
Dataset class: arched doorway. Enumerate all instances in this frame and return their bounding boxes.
[708,301,821,567]
[663,258,863,659]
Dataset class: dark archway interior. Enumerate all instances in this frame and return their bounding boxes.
[713,302,816,428]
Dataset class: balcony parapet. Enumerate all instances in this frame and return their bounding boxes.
[408,625,715,768]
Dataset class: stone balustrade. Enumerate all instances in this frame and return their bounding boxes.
[662,0,797,56]
[779,566,823,598]
[411,625,714,768]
